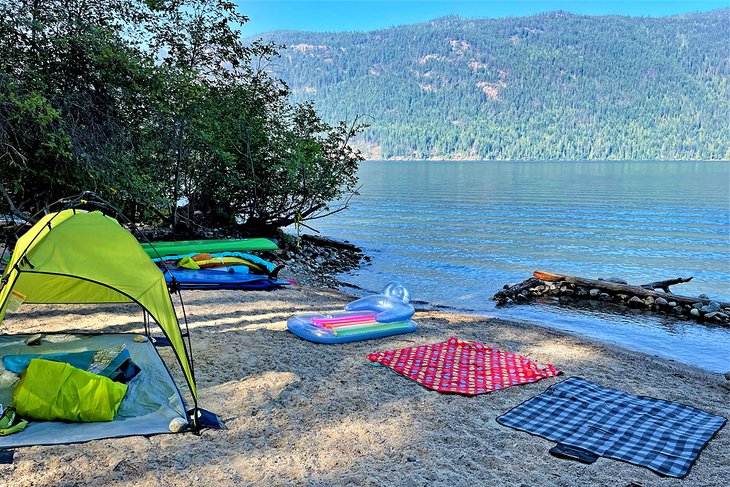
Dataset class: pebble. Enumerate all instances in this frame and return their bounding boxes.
[598,293,612,302]
[655,297,668,306]
[690,308,701,317]
[589,288,600,297]
[628,296,644,307]
[168,417,188,433]
[724,371,730,381]
[700,301,721,313]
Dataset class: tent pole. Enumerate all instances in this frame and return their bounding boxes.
[142,310,150,337]
[174,289,200,428]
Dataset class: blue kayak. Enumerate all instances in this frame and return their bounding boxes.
[164,268,290,290]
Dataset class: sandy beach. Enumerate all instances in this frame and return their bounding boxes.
[0,285,728,486]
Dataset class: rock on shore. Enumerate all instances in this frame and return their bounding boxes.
[262,233,368,287]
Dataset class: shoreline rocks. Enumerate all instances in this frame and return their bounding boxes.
[261,233,366,287]
[494,276,730,326]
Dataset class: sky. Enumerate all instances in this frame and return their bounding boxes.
[237,0,729,35]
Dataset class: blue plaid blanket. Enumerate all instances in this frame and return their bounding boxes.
[497,377,726,478]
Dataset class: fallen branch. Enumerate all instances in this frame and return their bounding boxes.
[640,277,693,293]
[494,271,730,325]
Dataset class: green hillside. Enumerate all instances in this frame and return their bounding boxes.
[255,10,730,160]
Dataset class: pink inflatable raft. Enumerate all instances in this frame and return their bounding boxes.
[287,283,417,344]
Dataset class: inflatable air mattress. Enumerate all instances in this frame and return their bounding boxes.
[164,268,290,290]
[288,314,417,344]
[287,282,417,344]
[142,238,278,257]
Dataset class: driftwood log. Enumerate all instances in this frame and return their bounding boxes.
[494,271,730,325]
[533,271,730,308]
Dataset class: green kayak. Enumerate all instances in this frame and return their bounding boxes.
[141,238,278,257]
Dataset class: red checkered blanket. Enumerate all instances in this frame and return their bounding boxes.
[367,337,561,395]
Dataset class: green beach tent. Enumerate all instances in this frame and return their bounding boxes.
[0,209,198,405]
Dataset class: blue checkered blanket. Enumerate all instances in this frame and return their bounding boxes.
[497,377,726,478]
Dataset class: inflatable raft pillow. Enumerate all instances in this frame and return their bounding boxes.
[13,358,127,422]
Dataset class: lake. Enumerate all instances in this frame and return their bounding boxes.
[310,161,730,372]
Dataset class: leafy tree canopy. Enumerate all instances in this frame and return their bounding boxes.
[0,0,364,233]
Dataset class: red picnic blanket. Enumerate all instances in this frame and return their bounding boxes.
[367,337,561,395]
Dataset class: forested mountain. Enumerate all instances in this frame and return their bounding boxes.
[254,10,730,160]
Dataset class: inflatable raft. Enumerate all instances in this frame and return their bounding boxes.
[141,238,278,258]
[287,283,417,343]
[164,268,290,291]
[153,251,279,277]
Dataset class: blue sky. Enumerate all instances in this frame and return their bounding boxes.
[237,0,729,35]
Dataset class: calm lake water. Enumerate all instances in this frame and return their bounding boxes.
[311,161,730,372]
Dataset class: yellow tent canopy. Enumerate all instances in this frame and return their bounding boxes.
[0,209,197,402]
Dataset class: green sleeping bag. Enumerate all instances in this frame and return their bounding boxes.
[13,359,127,422]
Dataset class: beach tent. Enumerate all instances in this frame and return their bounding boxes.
[0,209,200,423]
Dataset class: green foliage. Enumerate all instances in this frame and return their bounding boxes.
[0,0,363,232]
[256,10,730,160]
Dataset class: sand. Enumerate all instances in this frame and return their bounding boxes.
[0,285,727,486]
